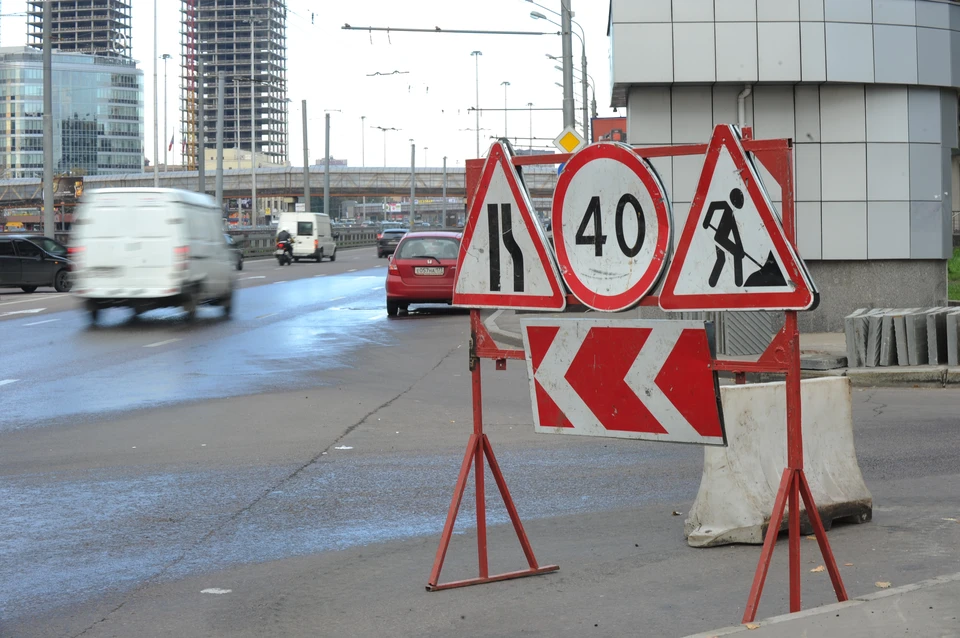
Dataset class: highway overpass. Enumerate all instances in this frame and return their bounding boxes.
[0,165,561,208]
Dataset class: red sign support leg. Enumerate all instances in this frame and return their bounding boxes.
[741,311,848,622]
[426,310,559,591]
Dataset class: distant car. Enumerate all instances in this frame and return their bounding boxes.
[0,234,73,293]
[224,234,243,270]
[385,231,461,317]
[377,228,408,258]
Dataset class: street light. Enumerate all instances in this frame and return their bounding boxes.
[372,125,400,167]
[161,53,171,171]
[531,6,589,140]
[360,115,366,167]
[500,80,511,139]
[470,50,482,157]
[424,146,428,167]
[527,102,533,151]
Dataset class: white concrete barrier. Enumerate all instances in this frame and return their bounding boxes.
[684,377,872,547]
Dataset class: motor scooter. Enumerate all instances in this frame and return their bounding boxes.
[275,238,293,266]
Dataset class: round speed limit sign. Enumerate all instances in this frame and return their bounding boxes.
[552,142,672,311]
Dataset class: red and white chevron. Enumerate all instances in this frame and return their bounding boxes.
[521,319,726,446]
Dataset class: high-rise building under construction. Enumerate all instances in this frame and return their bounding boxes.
[181,0,288,170]
[26,0,133,59]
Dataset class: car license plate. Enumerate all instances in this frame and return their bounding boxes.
[415,267,444,276]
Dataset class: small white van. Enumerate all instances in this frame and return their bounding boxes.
[71,188,235,323]
[276,212,337,262]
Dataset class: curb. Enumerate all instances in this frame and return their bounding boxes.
[683,571,960,637]
[483,309,524,348]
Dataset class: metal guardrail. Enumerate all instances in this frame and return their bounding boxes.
[226,228,379,257]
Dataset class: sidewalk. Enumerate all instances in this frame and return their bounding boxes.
[686,572,960,637]
[484,309,960,388]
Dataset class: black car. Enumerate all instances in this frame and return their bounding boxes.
[377,228,408,258]
[224,233,243,270]
[0,234,73,293]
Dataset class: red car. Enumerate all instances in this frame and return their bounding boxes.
[385,231,462,317]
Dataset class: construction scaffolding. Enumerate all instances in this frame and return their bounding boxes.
[26,0,133,59]
[181,0,288,171]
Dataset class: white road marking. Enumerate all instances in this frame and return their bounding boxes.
[0,308,45,317]
[330,296,345,302]
[0,294,70,307]
[201,588,232,595]
[273,281,288,285]
[334,445,353,450]
[240,276,266,280]
[347,268,357,272]
[256,312,278,319]
[370,286,383,290]
[23,318,60,326]
[313,274,327,277]
[0,379,19,387]
[143,338,181,348]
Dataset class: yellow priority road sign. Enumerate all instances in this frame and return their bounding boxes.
[553,126,585,154]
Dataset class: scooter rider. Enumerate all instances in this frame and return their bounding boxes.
[277,227,293,257]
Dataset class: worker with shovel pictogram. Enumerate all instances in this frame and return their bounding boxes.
[702,188,787,289]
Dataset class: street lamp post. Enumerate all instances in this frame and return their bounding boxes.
[161,53,171,171]
[409,139,416,227]
[361,115,366,167]
[372,125,399,168]
[152,0,159,187]
[532,4,586,139]
[500,81,510,140]
[470,50,482,157]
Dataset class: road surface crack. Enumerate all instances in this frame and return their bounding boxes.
[69,342,462,637]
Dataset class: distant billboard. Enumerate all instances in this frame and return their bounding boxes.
[591,117,627,143]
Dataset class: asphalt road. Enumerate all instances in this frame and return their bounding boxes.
[1,253,958,637]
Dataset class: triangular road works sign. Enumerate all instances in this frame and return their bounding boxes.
[453,140,566,310]
[659,125,818,312]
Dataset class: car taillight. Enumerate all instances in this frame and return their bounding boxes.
[377,233,382,240]
[388,259,398,272]
[68,245,84,268]
[314,239,318,250]
[174,245,189,271]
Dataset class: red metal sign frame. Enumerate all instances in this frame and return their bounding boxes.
[552,142,671,311]
[430,133,847,625]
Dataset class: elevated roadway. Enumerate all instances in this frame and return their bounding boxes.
[0,165,561,208]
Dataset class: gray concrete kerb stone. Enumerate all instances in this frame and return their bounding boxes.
[682,572,960,637]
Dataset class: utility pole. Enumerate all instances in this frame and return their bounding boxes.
[198,55,206,193]
[527,102,533,151]
[560,0,575,131]
[501,81,510,139]
[302,100,310,211]
[580,31,589,141]
[153,0,159,187]
[215,71,225,210]
[442,156,447,228]
[409,141,416,227]
[250,20,258,225]
[42,0,53,237]
[361,115,366,224]
[324,112,331,218]
[471,50,482,157]
[162,53,171,171]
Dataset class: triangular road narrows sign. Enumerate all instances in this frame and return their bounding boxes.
[453,140,566,310]
[659,125,818,312]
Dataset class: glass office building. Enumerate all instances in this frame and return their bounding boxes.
[0,46,143,178]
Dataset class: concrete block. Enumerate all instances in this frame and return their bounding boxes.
[685,378,872,546]
[865,312,887,367]
[847,366,946,387]
[926,308,950,365]
[905,310,930,365]
[945,367,960,385]
[844,308,868,368]
[879,312,897,366]
[946,311,960,367]
[892,309,919,366]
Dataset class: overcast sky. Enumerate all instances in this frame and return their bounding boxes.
[1,0,615,169]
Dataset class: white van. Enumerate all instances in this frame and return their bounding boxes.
[71,188,235,323]
[277,212,337,262]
